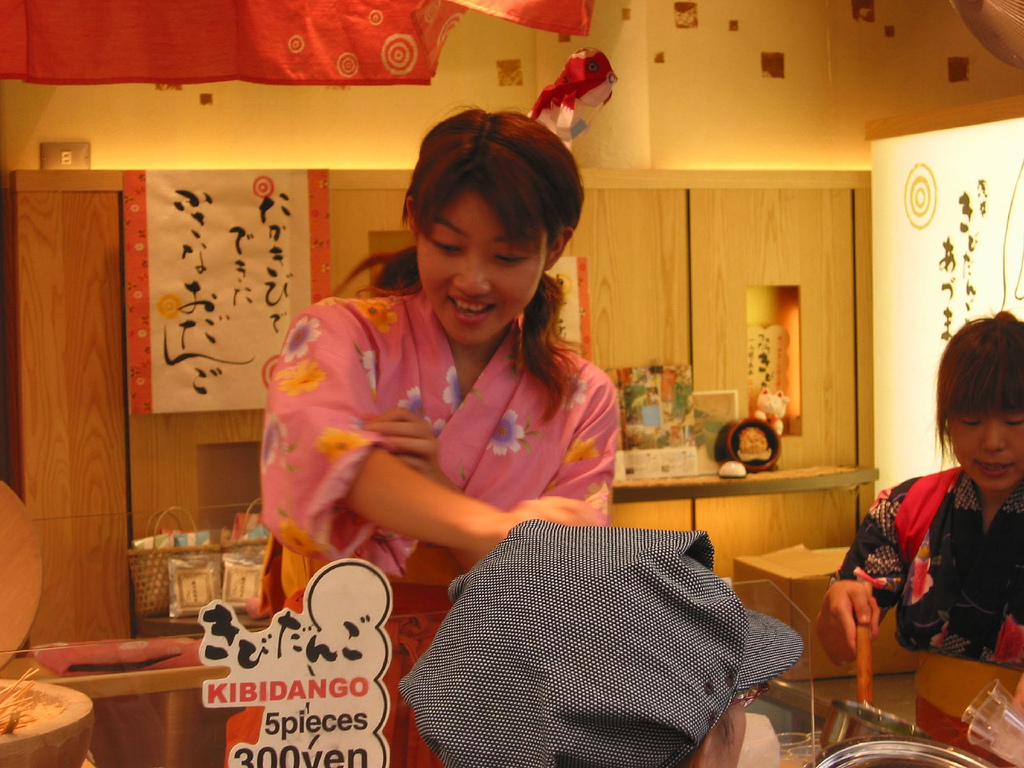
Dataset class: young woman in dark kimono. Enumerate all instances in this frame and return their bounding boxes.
[817,310,1024,759]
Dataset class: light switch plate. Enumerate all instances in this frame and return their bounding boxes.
[40,142,91,170]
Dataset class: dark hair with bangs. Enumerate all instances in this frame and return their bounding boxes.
[406,109,582,250]
[341,108,585,420]
[936,310,1024,458]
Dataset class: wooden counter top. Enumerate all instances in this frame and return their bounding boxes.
[2,655,228,699]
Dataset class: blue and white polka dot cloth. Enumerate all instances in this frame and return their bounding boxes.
[400,521,803,767]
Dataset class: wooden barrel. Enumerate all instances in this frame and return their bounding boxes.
[0,681,94,768]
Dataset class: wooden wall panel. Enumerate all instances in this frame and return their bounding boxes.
[854,188,875,523]
[327,184,693,372]
[573,188,690,369]
[330,188,407,296]
[2,186,15,488]
[695,488,857,579]
[128,410,263,537]
[612,499,693,531]
[689,189,858,467]
[688,189,862,567]
[14,186,130,643]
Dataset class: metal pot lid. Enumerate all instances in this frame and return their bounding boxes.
[815,735,998,768]
[829,699,930,738]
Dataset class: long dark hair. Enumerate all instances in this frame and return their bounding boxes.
[343,109,585,419]
[936,310,1024,458]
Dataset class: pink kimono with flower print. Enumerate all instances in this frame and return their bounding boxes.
[261,291,620,577]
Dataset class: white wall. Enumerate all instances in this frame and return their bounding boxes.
[0,13,540,172]
[2,0,1023,173]
[646,0,1024,169]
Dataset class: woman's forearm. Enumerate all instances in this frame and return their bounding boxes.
[344,448,601,564]
[344,448,510,558]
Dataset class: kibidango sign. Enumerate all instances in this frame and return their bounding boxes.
[199,559,392,768]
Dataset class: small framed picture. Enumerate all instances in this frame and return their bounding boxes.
[692,390,740,475]
[724,418,781,472]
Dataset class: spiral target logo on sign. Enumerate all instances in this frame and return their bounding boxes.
[262,354,280,389]
[157,294,181,320]
[336,52,360,78]
[904,163,938,230]
[288,35,305,54]
[381,33,418,76]
[253,176,275,199]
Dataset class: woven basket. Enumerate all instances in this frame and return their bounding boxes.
[128,507,218,618]
[221,498,268,564]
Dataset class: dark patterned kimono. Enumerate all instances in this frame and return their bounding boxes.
[837,468,1024,667]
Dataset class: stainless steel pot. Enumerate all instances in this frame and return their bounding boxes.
[814,735,997,767]
[821,700,930,749]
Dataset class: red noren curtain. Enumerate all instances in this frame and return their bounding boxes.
[0,0,592,85]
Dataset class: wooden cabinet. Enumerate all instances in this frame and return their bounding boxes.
[4,168,873,643]
[8,171,131,643]
[686,184,872,575]
[573,186,691,368]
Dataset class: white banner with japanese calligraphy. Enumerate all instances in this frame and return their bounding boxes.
[872,117,1024,489]
[124,169,332,414]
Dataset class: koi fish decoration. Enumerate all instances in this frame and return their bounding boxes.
[529,48,617,147]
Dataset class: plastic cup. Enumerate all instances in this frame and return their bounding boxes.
[783,743,816,768]
[778,732,813,768]
[962,678,1024,766]
[777,732,811,749]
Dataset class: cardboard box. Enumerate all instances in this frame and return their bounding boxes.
[733,545,919,680]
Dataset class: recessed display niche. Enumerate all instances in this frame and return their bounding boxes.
[746,285,801,436]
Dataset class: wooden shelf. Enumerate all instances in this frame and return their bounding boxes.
[612,465,878,504]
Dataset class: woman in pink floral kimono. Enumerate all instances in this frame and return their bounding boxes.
[229,109,619,766]
[261,107,618,593]
[816,311,1024,759]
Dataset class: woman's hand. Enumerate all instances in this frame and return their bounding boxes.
[506,496,605,530]
[815,580,881,665]
[448,497,603,572]
[363,407,457,491]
